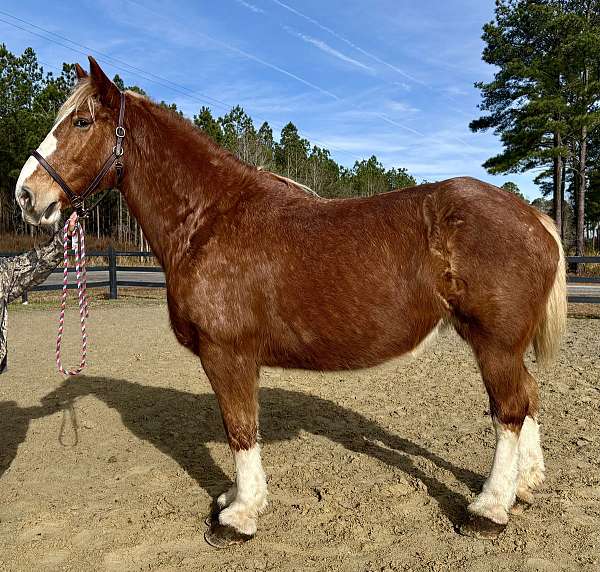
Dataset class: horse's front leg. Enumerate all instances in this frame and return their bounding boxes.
[200,343,267,547]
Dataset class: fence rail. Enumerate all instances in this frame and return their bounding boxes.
[1,249,599,303]
[0,246,163,302]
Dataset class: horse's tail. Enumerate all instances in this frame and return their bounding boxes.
[533,213,567,368]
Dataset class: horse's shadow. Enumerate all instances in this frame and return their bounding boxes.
[1,375,484,527]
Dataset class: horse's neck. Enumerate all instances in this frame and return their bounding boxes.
[119,108,252,271]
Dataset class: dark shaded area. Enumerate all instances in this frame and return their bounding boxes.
[0,376,484,526]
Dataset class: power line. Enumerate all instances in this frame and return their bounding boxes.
[5,2,482,163]
[264,0,481,140]
[124,0,341,102]
[2,4,434,156]
[0,17,243,120]
[0,12,364,164]
[122,0,431,140]
[0,9,233,113]
[270,0,422,84]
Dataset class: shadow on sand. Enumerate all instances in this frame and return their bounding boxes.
[0,375,484,527]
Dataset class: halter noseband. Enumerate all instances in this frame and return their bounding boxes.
[31,91,126,218]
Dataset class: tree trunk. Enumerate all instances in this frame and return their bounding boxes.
[576,124,587,258]
[560,162,566,240]
[553,131,563,235]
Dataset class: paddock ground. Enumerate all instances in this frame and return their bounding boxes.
[0,302,598,571]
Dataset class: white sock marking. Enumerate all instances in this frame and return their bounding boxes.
[517,415,545,498]
[468,419,520,524]
[218,444,267,535]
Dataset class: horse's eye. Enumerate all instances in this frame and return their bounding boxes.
[73,118,91,128]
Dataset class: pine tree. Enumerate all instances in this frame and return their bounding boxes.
[276,122,309,181]
[194,106,224,144]
[472,0,600,255]
[470,0,571,232]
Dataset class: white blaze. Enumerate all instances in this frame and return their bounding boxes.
[15,107,73,197]
[16,125,58,194]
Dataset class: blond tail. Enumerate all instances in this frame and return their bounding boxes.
[533,213,567,367]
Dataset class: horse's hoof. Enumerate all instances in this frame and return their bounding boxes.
[457,514,507,540]
[204,506,221,527]
[204,521,254,549]
[509,497,532,516]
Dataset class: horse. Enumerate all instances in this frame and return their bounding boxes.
[15,57,566,546]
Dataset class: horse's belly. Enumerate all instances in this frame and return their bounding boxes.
[267,316,439,371]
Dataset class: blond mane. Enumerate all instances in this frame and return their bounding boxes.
[55,79,144,124]
[257,167,320,198]
[56,78,98,123]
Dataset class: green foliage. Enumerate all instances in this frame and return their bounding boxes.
[0,45,75,232]
[471,0,572,173]
[531,196,553,214]
[193,106,223,145]
[501,181,528,201]
[472,0,600,246]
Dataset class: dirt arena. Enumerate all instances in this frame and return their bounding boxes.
[0,300,598,571]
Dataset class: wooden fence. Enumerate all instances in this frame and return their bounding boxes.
[1,249,599,304]
[0,247,163,302]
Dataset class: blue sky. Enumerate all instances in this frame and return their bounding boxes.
[0,0,541,199]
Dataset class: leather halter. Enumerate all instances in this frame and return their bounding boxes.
[31,91,126,218]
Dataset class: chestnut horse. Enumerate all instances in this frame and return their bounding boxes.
[15,58,566,546]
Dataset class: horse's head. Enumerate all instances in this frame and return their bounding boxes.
[15,57,123,226]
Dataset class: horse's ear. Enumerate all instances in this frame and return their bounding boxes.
[88,56,120,108]
[75,63,88,80]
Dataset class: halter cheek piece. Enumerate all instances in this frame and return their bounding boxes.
[31,91,126,218]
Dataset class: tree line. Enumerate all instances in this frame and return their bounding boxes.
[0,45,416,248]
[3,22,598,254]
[471,0,600,253]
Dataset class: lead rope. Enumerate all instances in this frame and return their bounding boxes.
[56,213,88,376]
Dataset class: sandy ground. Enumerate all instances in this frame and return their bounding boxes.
[0,301,598,571]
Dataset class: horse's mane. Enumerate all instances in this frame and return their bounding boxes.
[256,168,320,198]
[56,79,144,124]
[56,79,97,123]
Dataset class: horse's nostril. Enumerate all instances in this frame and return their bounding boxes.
[17,186,35,209]
[42,201,59,220]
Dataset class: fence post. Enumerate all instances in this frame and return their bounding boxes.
[108,246,118,300]
[21,290,28,304]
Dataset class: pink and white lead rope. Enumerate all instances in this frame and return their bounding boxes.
[56,213,89,376]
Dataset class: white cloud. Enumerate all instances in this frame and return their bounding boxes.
[234,0,265,14]
[385,100,420,114]
[284,27,373,72]
[271,0,420,82]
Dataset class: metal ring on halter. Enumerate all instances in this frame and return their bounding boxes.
[115,126,126,138]
[113,145,124,157]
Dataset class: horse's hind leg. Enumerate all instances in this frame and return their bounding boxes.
[199,343,267,547]
[515,372,545,505]
[460,341,533,537]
